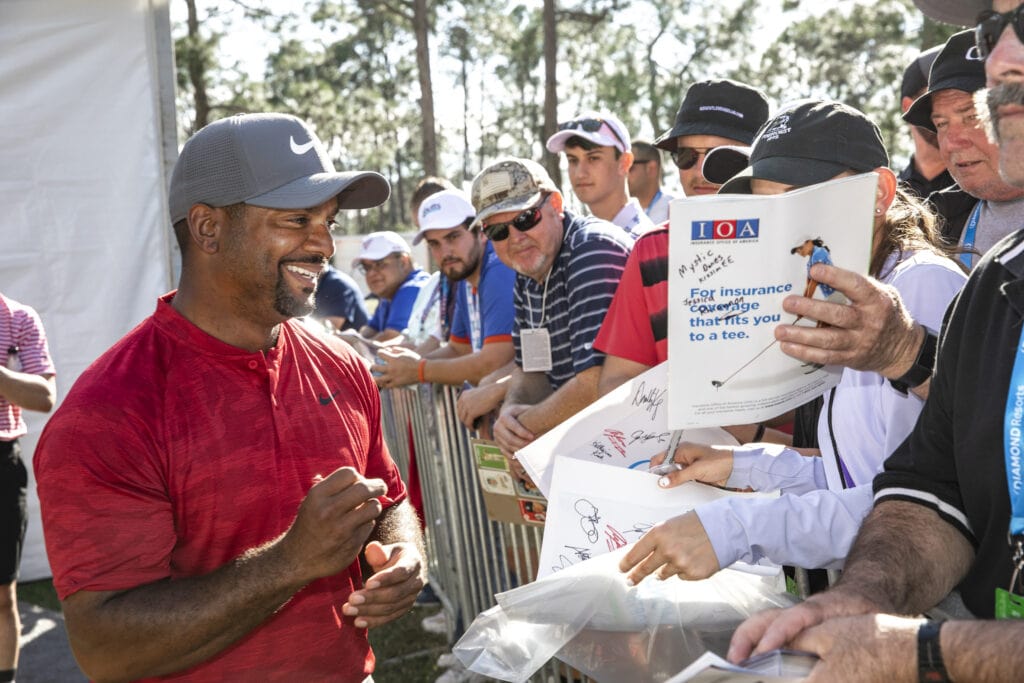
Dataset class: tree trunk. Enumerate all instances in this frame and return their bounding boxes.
[413,0,438,177]
[185,0,210,131]
[542,0,560,188]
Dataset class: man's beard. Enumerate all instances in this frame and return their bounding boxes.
[981,83,1024,143]
[443,253,480,282]
[273,259,325,318]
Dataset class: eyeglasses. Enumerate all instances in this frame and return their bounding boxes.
[357,254,401,274]
[557,117,626,149]
[630,159,654,170]
[482,196,548,242]
[671,146,716,170]
[976,6,1024,60]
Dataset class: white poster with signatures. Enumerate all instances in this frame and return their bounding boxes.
[515,362,738,498]
[537,458,777,579]
[667,173,877,429]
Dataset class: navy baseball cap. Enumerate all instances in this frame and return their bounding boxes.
[654,79,771,151]
[169,113,390,224]
[718,100,889,194]
[903,30,987,133]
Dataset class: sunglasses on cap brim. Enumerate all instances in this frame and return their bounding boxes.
[482,196,548,242]
[557,117,626,149]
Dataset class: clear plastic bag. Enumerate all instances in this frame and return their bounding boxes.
[453,548,796,683]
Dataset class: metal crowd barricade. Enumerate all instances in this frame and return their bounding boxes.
[380,384,578,682]
[378,383,838,681]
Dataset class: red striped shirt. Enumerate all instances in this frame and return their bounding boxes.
[0,293,55,440]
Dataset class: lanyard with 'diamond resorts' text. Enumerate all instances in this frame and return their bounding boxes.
[999,323,1024,616]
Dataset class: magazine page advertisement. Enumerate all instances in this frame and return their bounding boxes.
[667,173,876,429]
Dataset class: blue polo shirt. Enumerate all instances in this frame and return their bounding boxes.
[450,242,516,351]
[367,268,431,333]
[313,266,368,331]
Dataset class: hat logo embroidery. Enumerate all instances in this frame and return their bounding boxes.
[289,135,315,155]
[761,114,791,142]
[699,105,744,119]
[423,202,441,215]
[965,45,983,62]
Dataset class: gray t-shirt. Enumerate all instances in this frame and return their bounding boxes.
[968,195,1024,268]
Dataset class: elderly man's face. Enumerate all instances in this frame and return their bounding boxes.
[984,0,1024,186]
[486,195,564,283]
[361,253,411,300]
[933,89,1023,201]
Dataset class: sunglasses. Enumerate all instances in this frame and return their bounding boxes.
[671,146,716,170]
[557,117,626,149]
[976,6,1024,60]
[482,196,548,242]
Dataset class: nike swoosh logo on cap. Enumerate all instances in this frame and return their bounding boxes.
[290,135,315,155]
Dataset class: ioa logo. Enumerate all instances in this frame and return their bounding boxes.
[422,202,442,215]
[691,218,759,241]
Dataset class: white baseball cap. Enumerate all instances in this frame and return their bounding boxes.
[412,189,476,245]
[352,231,411,267]
[545,111,631,154]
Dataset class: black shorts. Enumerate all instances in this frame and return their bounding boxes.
[0,440,27,584]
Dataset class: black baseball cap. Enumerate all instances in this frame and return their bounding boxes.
[900,44,943,101]
[903,30,986,132]
[718,100,889,194]
[912,0,988,26]
[654,79,771,151]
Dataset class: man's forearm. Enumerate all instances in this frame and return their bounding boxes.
[944,619,1024,681]
[63,535,308,682]
[0,368,55,412]
[829,500,974,615]
[516,366,600,438]
[504,365,554,407]
[421,343,514,387]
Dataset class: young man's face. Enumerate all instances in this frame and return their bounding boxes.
[627,157,660,197]
[673,134,746,196]
[423,225,484,282]
[985,0,1024,187]
[564,144,630,208]
[932,89,1022,201]
[218,198,337,322]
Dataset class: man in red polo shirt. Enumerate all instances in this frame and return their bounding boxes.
[34,113,424,682]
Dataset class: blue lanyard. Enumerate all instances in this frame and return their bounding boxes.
[1003,324,1024,538]
[644,189,662,217]
[959,203,982,269]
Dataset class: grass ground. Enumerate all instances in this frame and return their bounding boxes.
[17,579,453,683]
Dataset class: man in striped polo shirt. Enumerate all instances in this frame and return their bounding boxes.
[470,158,634,460]
[0,292,55,683]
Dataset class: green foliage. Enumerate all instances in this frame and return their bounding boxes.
[174,0,965,231]
[747,0,950,165]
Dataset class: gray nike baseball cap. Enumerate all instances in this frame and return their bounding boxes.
[168,113,390,224]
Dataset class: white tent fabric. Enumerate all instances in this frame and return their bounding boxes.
[1,1,176,580]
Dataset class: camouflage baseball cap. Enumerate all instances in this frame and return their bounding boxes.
[470,157,558,230]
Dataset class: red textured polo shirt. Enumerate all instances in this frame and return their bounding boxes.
[35,294,406,681]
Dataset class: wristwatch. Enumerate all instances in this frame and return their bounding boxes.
[890,327,938,395]
[917,619,949,683]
